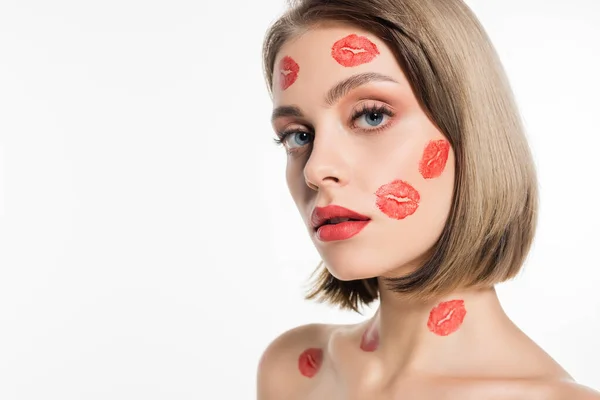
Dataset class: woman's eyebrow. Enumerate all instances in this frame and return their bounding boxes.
[271,105,304,122]
[271,72,398,122]
[324,72,398,106]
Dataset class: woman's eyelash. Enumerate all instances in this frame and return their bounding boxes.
[272,103,395,148]
[350,103,395,125]
[272,130,312,148]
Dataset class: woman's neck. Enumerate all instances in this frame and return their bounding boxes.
[363,284,514,376]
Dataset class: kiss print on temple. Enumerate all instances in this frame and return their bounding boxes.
[279,56,300,90]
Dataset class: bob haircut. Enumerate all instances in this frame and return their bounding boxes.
[262,0,538,312]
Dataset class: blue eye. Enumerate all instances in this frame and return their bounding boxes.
[364,111,384,126]
[289,131,312,147]
[351,104,395,131]
[273,130,314,152]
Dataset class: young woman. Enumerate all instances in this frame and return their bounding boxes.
[257,0,600,398]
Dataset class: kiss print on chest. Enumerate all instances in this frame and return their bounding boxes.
[279,56,300,90]
[360,323,380,352]
[375,179,421,220]
[298,348,323,378]
[331,34,380,67]
[419,139,450,179]
[427,299,467,336]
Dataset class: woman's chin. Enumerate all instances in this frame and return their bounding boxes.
[322,257,420,282]
[326,268,375,282]
[323,260,390,281]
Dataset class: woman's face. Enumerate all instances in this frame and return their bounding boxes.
[270,24,455,281]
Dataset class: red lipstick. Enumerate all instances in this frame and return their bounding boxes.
[427,299,467,336]
[331,34,380,67]
[298,348,323,378]
[311,204,371,242]
[375,179,420,220]
[419,139,450,179]
[279,56,299,90]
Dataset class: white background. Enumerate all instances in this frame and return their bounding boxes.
[0,0,599,398]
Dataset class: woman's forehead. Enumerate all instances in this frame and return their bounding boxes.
[272,25,407,105]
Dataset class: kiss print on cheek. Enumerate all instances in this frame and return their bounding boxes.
[375,179,421,220]
[331,34,380,67]
[360,323,380,352]
[298,348,323,378]
[427,299,467,336]
[279,56,300,90]
[419,139,450,179]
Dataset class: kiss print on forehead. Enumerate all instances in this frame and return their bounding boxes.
[279,56,300,90]
[419,139,450,179]
[427,299,467,336]
[298,348,323,378]
[331,34,380,67]
[375,179,421,220]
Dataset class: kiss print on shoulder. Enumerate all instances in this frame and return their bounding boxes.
[298,347,323,378]
[331,34,380,67]
[427,299,467,336]
[375,179,421,220]
[279,56,300,90]
[419,139,450,179]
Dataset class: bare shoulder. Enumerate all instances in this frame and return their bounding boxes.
[256,323,333,400]
[437,377,600,400]
[552,380,600,400]
[516,378,600,400]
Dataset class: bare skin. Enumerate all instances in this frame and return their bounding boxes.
[258,23,600,399]
[259,287,599,399]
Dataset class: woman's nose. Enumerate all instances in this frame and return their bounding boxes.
[303,134,352,191]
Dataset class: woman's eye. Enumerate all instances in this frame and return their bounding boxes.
[284,131,313,149]
[356,111,388,129]
[350,104,395,131]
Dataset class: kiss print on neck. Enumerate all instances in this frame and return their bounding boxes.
[279,56,300,90]
[375,179,421,220]
[331,34,380,67]
[419,139,450,179]
[427,299,467,336]
[360,322,380,352]
[298,348,323,378]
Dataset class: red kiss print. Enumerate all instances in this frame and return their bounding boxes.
[360,323,380,352]
[375,179,420,220]
[331,34,380,67]
[427,299,467,336]
[298,348,323,378]
[279,56,299,90]
[419,139,450,179]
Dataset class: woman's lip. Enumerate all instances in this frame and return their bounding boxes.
[315,220,371,242]
[375,179,421,220]
[310,204,370,229]
[331,34,380,67]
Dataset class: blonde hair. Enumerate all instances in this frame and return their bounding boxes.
[262,0,538,312]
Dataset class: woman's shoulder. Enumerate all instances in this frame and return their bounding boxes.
[255,323,600,400]
[435,376,600,400]
[550,380,600,400]
[256,322,340,399]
